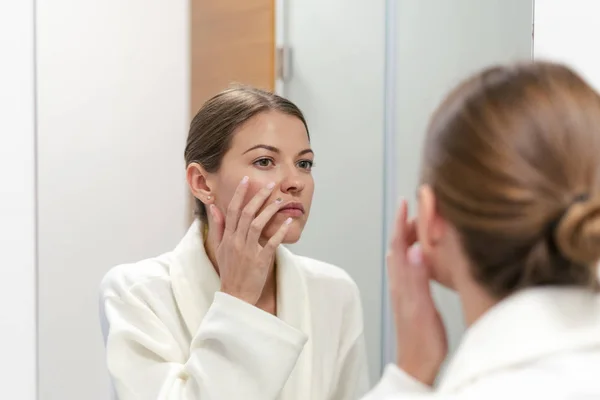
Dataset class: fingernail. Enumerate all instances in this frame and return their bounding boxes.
[266,182,276,189]
[275,197,282,203]
[241,176,249,184]
[408,244,423,265]
[209,204,216,217]
[285,217,293,225]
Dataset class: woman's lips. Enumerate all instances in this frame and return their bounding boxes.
[277,208,304,217]
[277,202,305,217]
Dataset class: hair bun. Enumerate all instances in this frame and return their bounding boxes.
[555,195,600,266]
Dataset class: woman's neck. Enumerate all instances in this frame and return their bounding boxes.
[203,226,277,309]
[456,276,499,327]
[442,244,500,327]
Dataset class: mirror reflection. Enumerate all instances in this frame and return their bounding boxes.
[5,0,600,399]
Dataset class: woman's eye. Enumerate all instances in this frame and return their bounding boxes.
[254,158,273,168]
[297,160,314,171]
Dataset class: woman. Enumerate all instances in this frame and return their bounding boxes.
[100,87,369,399]
[365,62,600,399]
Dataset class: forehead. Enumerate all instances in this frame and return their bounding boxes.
[230,111,310,151]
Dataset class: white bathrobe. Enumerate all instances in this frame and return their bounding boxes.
[363,286,600,399]
[100,221,369,400]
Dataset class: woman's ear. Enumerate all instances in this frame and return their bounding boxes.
[417,185,446,257]
[186,163,214,205]
[417,184,461,288]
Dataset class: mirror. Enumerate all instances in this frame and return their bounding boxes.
[3,0,540,398]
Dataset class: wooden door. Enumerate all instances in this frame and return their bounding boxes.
[189,0,276,221]
[190,0,276,113]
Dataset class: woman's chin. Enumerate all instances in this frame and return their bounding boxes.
[261,221,304,246]
[282,230,302,244]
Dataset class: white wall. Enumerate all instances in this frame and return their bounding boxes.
[385,0,533,366]
[534,0,600,91]
[35,1,190,399]
[534,1,600,283]
[284,0,386,382]
[0,2,37,399]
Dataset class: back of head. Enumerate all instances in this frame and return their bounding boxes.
[422,61,600,298]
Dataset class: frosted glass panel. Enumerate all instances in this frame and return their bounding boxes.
[283,0,386,383]
[382,0,534,367]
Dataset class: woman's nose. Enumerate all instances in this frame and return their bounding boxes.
[280,171,305,194]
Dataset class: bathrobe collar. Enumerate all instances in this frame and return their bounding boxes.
[439,286,600,392]
[169,220,313,398]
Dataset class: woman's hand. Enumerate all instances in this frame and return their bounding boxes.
[208,176,292,306]
[387,199,448,386]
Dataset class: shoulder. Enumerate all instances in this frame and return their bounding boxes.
[456,351,600,398]
[99,252,173,299]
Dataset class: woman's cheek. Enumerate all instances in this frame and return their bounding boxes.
[219,172,276,212]
[248,169,275,184]
[243,181,264,206]
[214,179,242,214]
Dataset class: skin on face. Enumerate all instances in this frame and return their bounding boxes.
[415,185,500,325]
[194,110,314,244]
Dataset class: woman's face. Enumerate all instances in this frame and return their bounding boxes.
[207,111,314,243]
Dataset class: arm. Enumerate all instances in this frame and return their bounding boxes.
[103,290,307,400]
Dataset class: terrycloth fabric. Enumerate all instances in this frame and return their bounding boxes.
[100,220,369,400]
[364,286,600,399]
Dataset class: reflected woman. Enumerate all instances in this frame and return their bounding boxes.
[100,87,369,400]
[366,62,600,399]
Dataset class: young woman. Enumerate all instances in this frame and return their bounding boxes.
[100,87,369,399]
[365,62,600,399]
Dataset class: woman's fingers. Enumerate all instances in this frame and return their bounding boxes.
[263,217,293,255]
[406,218,418,247]
[235,181,276,238]
[224,176,250,235]
[406,244,429,288]
[387,201,448,385]
[389,200,410,281]
[208,204,225,243]
[388,201,419,295]
[391,200,409,256]
[246,197,284,244]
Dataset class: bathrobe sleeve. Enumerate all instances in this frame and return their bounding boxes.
[361,364,434,399]
[103,290,308,400]
[361,364,537,399]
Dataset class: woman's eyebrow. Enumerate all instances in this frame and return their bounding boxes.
[298,149,314,156]
[243,145,314,157]
[243,144,279,154]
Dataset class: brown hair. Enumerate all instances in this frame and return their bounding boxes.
[422,62,600,298]
[185,85,309,222]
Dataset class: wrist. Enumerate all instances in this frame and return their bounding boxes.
[397,358,438,387]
